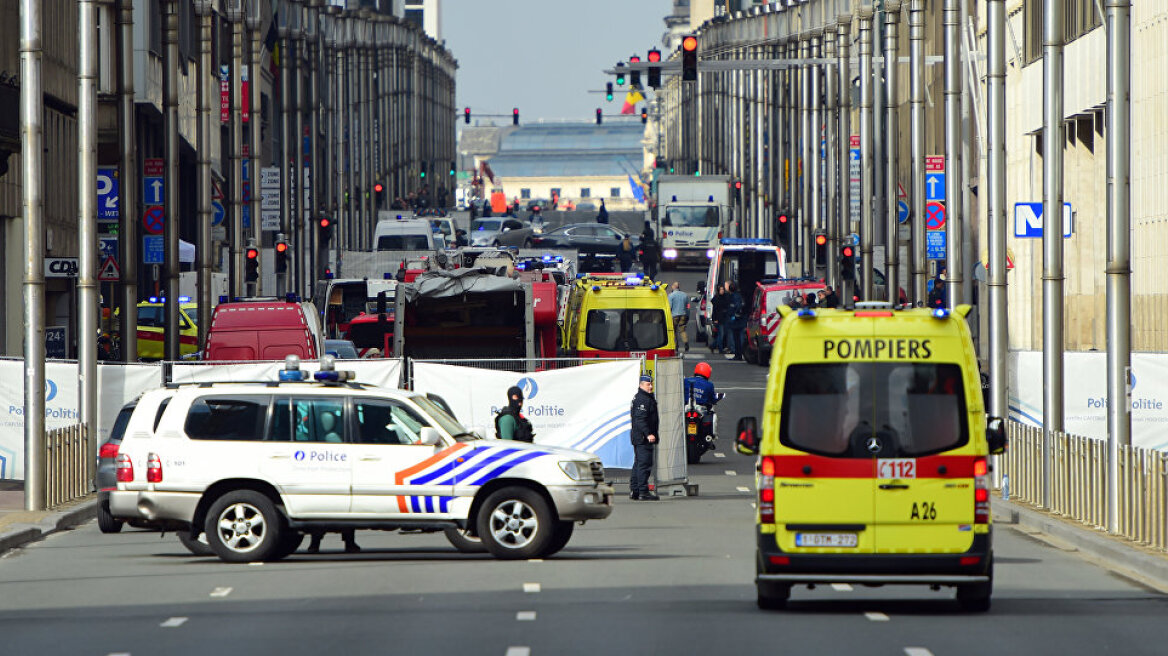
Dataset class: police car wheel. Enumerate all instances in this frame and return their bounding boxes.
[444,526,487,553]
[97,499,123,534]
[477,487,554,560]
[756,582,791,610]
[177,530,214,556]
[204,490,284,563]
[268,531,305,561]
[543,521,574,557]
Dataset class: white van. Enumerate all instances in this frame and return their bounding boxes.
[373,214,438,251]
[698,238,786,342]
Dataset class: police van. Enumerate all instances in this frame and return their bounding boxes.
[109,357,614,562]
[560,273,676,374]
[735,302,1007,611]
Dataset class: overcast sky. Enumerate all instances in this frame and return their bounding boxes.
[442,0,675,123]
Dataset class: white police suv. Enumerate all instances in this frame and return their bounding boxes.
[109,357,614,562]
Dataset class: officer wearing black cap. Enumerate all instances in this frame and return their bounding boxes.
[629,374,660,501]
[495,385,535,442]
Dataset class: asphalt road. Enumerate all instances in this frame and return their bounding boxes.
[1,268,1165,654]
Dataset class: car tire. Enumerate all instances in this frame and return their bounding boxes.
[756,339,769,367]
[268,531,305,561]
[744,339,758,364]
[97,499,124,534]
[178,530,214,556]
[757,582,791,610]
[204,490,284,563]
[543,521,574,557]
[523,239,533,248]
[956,560,993,612]
[444,526,487,553]
[476,486,555,560]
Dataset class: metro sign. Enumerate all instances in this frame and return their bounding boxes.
[1014,202,1073,239]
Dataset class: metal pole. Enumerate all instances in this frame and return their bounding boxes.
[117,0,138,363]
[248,6,262,296]
[278,14,291,296]
[21,0,46,511]
[231,9,246,298]
[858,6,874,300]
[884,2,901,303]
[909,0,926,305]
[960,0,974,311]
[801,36,812,270]
[810,29,823,263]
[838,13,852,295]
[163,0,180,361]
[824,22,839,289]
[943,0,963,308]
[988,0,1008,421]
[789,39,800,262]
[323,9,336,281]
[340,15,353,263]
[1042,0,1066,509]
[872,3,885,294]
[1105,0,1132,534]
[197,3,212,353]
[362,18,375,247]
[79,0,99,478]
[295,15,308,298]
[307,2,321,292]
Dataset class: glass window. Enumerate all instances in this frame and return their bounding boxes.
[780,363,968,458]
[520,188,531,199]
[185,396,270,441]
[663,206,720,227]
[352,398,431,445]
[137,306,163,327]
[610,188,621,198]
[472,219,502,232]
[377,234,430,250]
[412,395,468,437]
[269,397,346,443]
[585,309,669,351]
[580,188,591,198]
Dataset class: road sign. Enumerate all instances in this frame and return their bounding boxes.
[849,232,860,247]
[925,173,945,202]
[212,180,223,201]
[927,230,947,259]
[143,235,164,264]
[143,176,164,206]
[212,200,225,226]
[925,156,945,172]
[44,257,79,278]
[142,205,165,235]
[850,135,860,226]
[1013,202,1073,238]
[99,237,118,260]
[925,201,946,230]
[97,167,119,219]
[898,200,909,224]
[98,256,120,282]
[898,181,907,200]
[45,326,67,359]
[143,157,164,177]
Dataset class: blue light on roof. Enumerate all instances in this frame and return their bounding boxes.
[720,238,774,246]
[797,308,817,319]
[625,276,643,286]
[932,308,950,319]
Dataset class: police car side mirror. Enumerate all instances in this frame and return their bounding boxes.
[469,425,489,440]
[419,427,443,446]
[736,416,759,456]
[986,417,1007,455]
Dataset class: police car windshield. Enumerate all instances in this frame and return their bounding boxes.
[585,309,669,352]
[412,395,472,440]
[780,363,968,458]
[663,206,720,228]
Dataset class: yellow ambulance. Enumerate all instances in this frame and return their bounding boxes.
[560,273,676,374]
[735,302,1007,611]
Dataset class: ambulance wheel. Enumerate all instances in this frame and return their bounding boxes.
[543,521,575,557]
[444,526,487,553]
[757,582,791,610]
[477,486,554,560]
[178,530,214,556]
[97,499,123,534]
[204,490,283,563]
[956,561,993,612]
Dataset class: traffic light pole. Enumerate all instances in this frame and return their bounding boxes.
[277,12,291,297]
[196,1,212,352]
[884,2,902,303]
[233,7,248,298]
[248,6,263,295]
[116,0,138,363]
[910,0,927,305]
[837,15,852,296]
[163,0,180,361]
[824,26,838,288]
[858,7,875,301]
[810,30,823,273]
[944,0,964,308]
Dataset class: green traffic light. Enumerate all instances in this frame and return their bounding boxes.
[616,74,625,86]
[606,93,613,102]
[420,171,425,178]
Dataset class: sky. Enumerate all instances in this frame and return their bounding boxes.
[441,0,675,123]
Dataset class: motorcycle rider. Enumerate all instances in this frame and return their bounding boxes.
[683,362,718,408]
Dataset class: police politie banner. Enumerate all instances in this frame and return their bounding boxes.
[411,361,640,469]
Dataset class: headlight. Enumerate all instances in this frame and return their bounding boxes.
[559,460,594,481]
[663,248,678,259]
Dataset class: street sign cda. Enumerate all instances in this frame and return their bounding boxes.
[143,176,164,206]
[212,200,226,226]
[898,200,909,224]
[44,257,79,278]
[1013,202,1073,238]
[143,235,164,264]
[143,157,164,177]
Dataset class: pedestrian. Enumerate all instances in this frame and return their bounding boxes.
[596,199,609,224]
[307,529,360,554]
[710,283,729,353]
[454,228,469,248]
[639,231,661,280]
[482,201,493,218]
[618,234,634,272]
[726,282,747,361]
[928,265,948,308]
[823,285,840,308]
[667,281,689,353]
[495,385,535,442]
[629,374,660,501]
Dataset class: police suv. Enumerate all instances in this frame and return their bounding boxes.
[109,357,614,562]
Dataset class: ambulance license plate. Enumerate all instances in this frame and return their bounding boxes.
[796,533,858,548]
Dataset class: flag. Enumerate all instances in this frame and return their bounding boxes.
[621,87,644,115]
[628,175,646,203]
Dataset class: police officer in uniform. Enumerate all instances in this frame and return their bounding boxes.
[495,385,535,442]
[629,375,660,501]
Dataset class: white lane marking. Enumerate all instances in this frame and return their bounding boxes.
[714,452,726,458]
[209,587,233,598]
[528,559,543,563]
[725,470,737,476]
[750,502,757,509]
[831,584,854,592]
[107,653,131,656]
[523,582,541,593]
[505,648,531,656]
[719,387,767,391]
[516,611,537,621]
[159,617,188,628]
[736,486,751,493]
[865,612,890,622]
[248,562,264,567]
[904,649,934,656]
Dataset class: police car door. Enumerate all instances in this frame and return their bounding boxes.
[262,396,355,516]
[349,397,457,517]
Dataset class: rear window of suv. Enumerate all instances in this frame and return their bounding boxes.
[185,396,270,441]
[780,363,968,458]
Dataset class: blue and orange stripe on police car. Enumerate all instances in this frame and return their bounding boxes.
[393,443,554,514]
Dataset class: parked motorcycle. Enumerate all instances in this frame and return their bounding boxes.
[684,392,725,464]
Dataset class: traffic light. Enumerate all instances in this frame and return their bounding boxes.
[647,48,661,88]
[640,107,648,124]
[682,35,698,81]
[318,216,333,247]
[814,231,828,269]
[840,245,856,281]
[373,181,385,209]
[605,82,613,102]
[596,108,602,125]
[776,210,790,247]
[274,233,289,275]
[629,55,641,87]
[732,179,743,201]
[464,107,470,124]
[512,107,519,126]
[615,62,626,86]
[449,161,456,176]
[245,243,259,283]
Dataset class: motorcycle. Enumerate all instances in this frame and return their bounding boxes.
[684,392,725,464]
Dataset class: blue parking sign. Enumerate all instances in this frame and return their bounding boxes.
[97,167,119,219]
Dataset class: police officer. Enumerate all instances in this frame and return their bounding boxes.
[629,374,660,501]
[495,385,535,442]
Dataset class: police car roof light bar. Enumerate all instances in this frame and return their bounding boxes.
[720,238,774,246]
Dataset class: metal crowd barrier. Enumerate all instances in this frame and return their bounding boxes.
[1000,421,1168,552]
[45,423,92,509]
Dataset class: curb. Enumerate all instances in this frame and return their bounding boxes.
[993,497,1168,593]
[0,499,98,556]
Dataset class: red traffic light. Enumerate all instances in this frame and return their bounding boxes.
[630,55,641,63]
[319,217,331,229]
[842,245,855,257]
[373,182,384,194]
[682,36,698,52]
[246,248,259,260]
[513,108,519,116]
[734,181,743,190]
[778,214,788,224]
[648,49,661,63]
[815,233,828,246]
[275,241,288,254]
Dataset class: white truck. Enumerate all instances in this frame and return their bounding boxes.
[654,174,732,268]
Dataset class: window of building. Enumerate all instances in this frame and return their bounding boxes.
[580,188,591,198]
[520,188,531,199]
[1024,0,1102,66]
[610,188,621,198]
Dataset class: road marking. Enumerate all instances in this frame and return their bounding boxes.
[107,653,131,656]
[736,486,751,492]
[831,584,853,592]
[750,502,757,509]
[725,470,737,476]
[209,587,233,598]
[528,559,543,563]
[865,612,890,622]
[904,649,934,656]
[719,386,767,391]
[505,648,531,656]
[248,562,264,567]
[523,582,541,593]
[714,452,726,458]
[159,617,188,628]
[516,611,537,621]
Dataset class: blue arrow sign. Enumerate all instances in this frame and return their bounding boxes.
[212,200,225,226]
[97,167,119,219]
[925,173,945,202]
[1013,202,1073,238]
[898,200,909,224]
[143,176,164,206]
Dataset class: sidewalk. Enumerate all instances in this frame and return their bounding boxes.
[0,480,97,554]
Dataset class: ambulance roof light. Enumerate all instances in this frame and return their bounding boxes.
[592,285,601,292]
[797,308,817,319]
[625,276,643,286]
[708,195,714,202]
[932,308,951,319]
[671,195,678,202]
